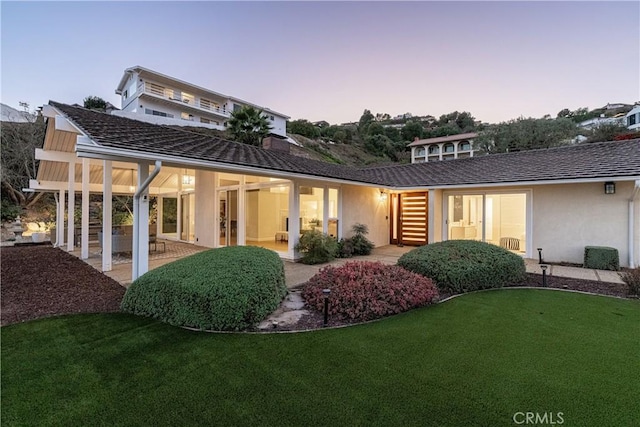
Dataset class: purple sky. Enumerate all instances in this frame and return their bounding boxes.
[2,1,638,124]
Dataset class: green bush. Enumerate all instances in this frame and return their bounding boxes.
[295,229,338,264]
[584,246,619,271]
[121,246,287,331]
[337,238,355,258]
[619,268,640,297]
[1,199,22,223]
[397,240,526,294]
[351,223,375,255]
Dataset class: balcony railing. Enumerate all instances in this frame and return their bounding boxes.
[142,82,230,118]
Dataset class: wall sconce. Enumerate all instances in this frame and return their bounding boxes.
[604,182,615,195]
[379,190,388,202]
[182,174,195,185]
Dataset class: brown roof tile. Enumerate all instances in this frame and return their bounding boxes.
[50,102,640,188]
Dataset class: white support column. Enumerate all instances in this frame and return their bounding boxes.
[56,190,65,247]
[102,161,113,272]
[428,189,435,244]
[289,182,300,258]
[237,179,246,246]
[133,163,150,279]
[322,186,330,235]
[67,160,75,251]
[81,158,90,259]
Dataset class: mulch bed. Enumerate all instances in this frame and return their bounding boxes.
[1,245,125,326]
[0,245,633,329]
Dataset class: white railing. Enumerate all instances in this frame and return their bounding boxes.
[142,82,229,117]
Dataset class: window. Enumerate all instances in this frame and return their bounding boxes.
[443,143,455,153]
[144,108,173,118]
[181,112,194,121]
[123,90,128,99]
[629,114,637,126]
[200,118,211,124]
[459,141,471,151]
[270,115,274,121]
[415,147,426,157]
[233,104,242,112]
[428,145,440,154]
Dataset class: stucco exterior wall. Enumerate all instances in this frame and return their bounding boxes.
[341,185,389,247]
[532,181,636,267]
[194,170,216,248]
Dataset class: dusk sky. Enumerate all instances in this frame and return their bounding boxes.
[1,1,638,124]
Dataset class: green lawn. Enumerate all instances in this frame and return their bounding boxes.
[2,289,638,426]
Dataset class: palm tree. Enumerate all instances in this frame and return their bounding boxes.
[227,106,272,146]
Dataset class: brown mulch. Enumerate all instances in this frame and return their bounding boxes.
[1,245,125,326]
[0,245,633,330]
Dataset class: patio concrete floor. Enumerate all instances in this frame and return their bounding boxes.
[67,241,624,287]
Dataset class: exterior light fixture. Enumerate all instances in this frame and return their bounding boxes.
[537,248,543,264]
[604,182,615,195]
[379,190,388,202]
[322,288,331,326]
[182,175,194,185]
[540,264,549,287]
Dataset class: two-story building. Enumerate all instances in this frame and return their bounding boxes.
[113,66,289,137]
[409,133,477,163]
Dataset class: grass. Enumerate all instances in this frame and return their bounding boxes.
[2,289,639,426]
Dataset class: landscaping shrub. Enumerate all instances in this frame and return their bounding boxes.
[121,246,287,331]
[302,261,439,321]
[350,223,375,255]
[337,237,355,258]
[584,246,620,271]
[397,240,526,294]
[620,268,640,297]
[295,229,338,264]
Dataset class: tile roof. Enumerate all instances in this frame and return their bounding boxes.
[361,140,640,187]
[50,102,640,189]
[50,101,374,184]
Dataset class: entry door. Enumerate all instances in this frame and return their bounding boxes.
[391,192,428,246]
[219,190,238,247]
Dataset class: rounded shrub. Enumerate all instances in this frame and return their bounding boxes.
[121,246,287,331]
[397,240,526,294]
[295,229,338,264]
[302,261,439,321]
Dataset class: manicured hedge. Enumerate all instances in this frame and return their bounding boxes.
[397,240,526,294]
[584,246,619,271]
[302,261,439,321]
[121,246,287,331]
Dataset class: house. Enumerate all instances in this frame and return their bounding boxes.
[409,133,478,163]
[577,115,625,130]
[30,102,640,283]
[113,66,289,137]
[625,105,640,131]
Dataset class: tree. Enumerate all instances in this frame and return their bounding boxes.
[83,96,107,111]
[227,106,272,146]
[358,109,375,135]
[437,111,476,132]
[0,111,46,210]
[367,122,385,137]
[287,119,320,139]
[586,123,630,143]
[401,120,424,141]
[384,126,402,142]
[475,117,577,154]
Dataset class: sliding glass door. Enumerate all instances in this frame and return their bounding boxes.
[447,192,528,254]
[219,190,238,247]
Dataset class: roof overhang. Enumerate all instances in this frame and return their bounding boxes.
[74,143,380,188]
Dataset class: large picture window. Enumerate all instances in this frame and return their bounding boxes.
[447,192,527,254]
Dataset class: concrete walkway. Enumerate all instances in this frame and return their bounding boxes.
[284,246,625,288]
[64,241,624,287]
